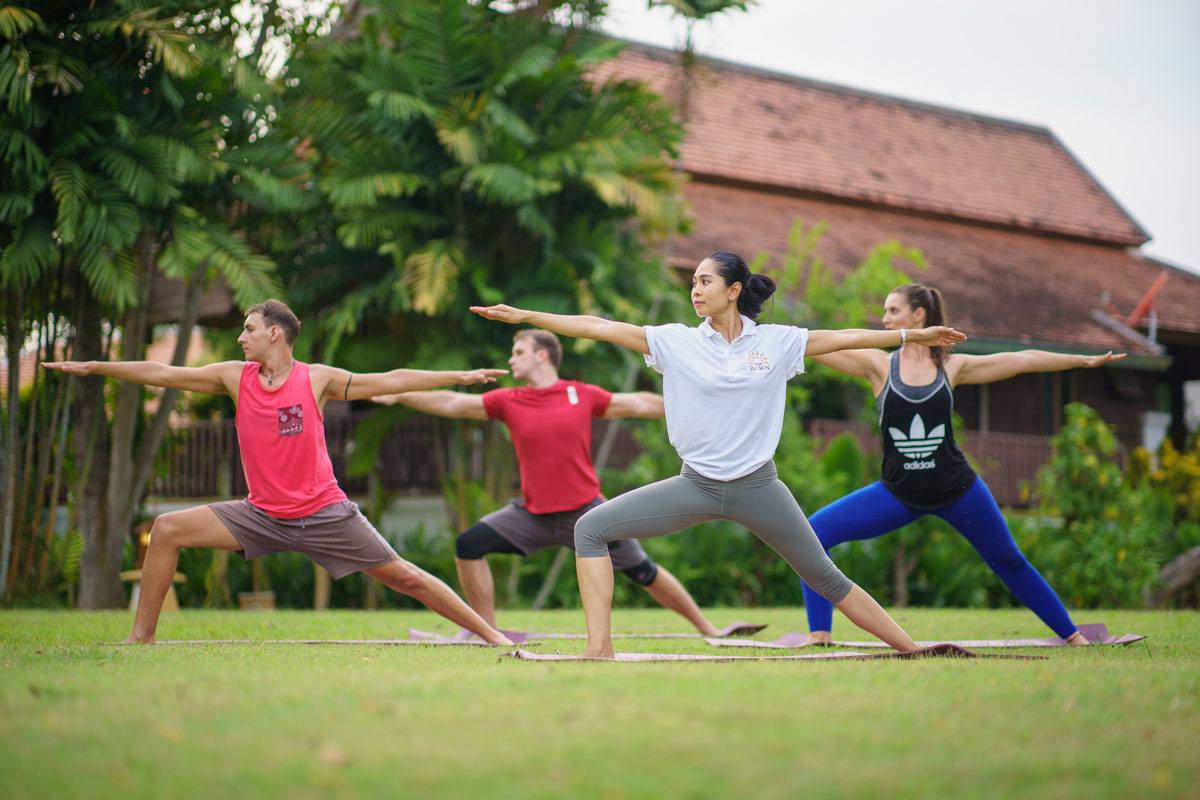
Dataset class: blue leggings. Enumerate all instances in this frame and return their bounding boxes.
[800,477,1078,639]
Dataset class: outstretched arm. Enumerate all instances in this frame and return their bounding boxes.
[805,326,966,357]
[313,365,506,405]
[42,360,241,396]
[371,390,488,420]
[603,392,664,420]
[470,304,649,355]
[950,350,1125,387]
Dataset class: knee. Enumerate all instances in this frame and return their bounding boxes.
[455,525,488,560]
[573,511,611,558]
[986,548,1030,577]
[619,558,659,587]
[808,561,853,603]
[149,513,185,549]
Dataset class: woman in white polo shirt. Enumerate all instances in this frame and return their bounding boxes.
[471,251,966,658]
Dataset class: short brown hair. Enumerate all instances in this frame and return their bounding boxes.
[515,329,562,368]
[246,299,302,345]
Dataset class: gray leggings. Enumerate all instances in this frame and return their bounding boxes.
[575,461,854,602]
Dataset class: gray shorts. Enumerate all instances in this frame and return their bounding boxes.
[480,497,651,571]
[210,499,399,580]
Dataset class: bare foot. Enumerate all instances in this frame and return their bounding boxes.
[581,649,615,660]
[123,634,155,644]
[1066,631,1091,646]
[480,632,515,647]
[803,632,833,647]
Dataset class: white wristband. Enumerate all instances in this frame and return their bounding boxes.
[900,329,908,345]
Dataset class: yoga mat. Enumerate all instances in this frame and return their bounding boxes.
[505,643,1042,662]
[705,622,1146,650]
[409,621,767,644]
[151,638,497,647]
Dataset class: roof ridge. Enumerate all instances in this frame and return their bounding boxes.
[613,37,1055,137]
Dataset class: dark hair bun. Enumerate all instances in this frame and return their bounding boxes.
[739,273,776,319]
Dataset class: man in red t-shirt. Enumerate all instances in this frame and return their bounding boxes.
[376,330,756,637]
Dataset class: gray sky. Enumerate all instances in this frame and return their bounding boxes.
[602,0,1200,276]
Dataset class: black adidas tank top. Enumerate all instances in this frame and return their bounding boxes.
[877,352,976,511]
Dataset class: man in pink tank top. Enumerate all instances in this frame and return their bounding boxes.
[46,299,515,646]
[374,330,764,639]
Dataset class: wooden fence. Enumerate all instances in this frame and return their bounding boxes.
[155,415,1067,507]
[151,414,640,499]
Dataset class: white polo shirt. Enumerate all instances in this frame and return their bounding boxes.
[643,315,809,481]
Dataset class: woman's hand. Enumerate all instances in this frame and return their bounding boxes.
[469,305,530,325]
[908,326,968,347]
[1081,351,1126,368]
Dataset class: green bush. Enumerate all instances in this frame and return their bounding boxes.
[1030,403,1167,608]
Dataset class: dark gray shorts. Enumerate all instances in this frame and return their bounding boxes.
[479,497,651,571]
[210,499,399,580]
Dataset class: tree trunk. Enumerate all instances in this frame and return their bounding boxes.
[1156,546,1200,606]
[83,239,207,608]
[75,288,118,608]
[0,289,22,599]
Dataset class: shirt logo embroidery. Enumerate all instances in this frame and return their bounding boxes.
[747,351,771,372]
[888,413,944,469]
[278,404,304,437]
[566,385,579,405]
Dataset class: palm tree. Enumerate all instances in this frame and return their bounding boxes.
[0,1,316,605]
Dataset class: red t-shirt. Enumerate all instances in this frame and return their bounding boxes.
[482,380,613,514]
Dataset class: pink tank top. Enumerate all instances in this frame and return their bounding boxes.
[235,361,347,518]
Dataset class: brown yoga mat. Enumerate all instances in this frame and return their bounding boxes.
[409,621,767,644]
[705,622,1146,650]
[151,638,497,646]
[505,643,1043,662]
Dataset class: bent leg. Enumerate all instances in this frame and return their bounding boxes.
[729,472,918,652]
[574,474,720,657]
[129,505,241,643]
[366,558,512,646]
[801,483,920,636]
[937,479,1079,640]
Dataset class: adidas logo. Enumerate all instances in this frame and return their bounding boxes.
[888,414,945,460]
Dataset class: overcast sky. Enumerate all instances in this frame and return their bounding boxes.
[601,0,1200,277]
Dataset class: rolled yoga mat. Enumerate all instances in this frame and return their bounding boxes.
[705,622,1146,650]
[505,642,1044,662]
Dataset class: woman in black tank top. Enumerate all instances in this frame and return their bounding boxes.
[798,284,1123,646]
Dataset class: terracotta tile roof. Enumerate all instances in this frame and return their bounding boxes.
[672,182,1200,357]
[596,42,1149,247]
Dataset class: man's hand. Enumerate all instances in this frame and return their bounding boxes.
[43,361,97,376]
[458,369,507,385]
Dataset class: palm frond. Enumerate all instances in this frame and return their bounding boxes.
[0,6,42,40]
[0,215,53,288]
[403,239,462,315]
[324,171,428,210]
[0,191,33,224]
[366,90,437,124]
[77,245,139,310]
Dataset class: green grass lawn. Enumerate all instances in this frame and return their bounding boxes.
[1,607,1197,799]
